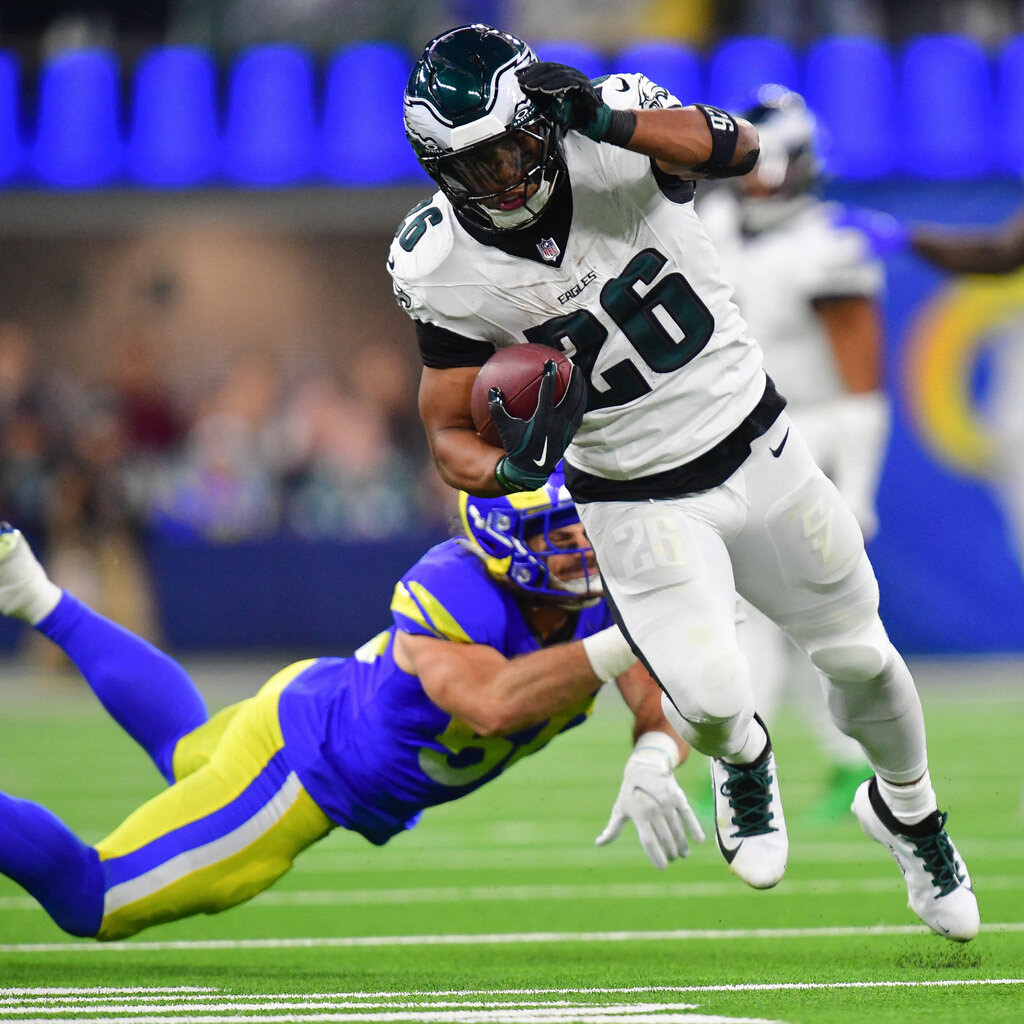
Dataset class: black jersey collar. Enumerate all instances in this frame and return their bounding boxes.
[457,176,573,269]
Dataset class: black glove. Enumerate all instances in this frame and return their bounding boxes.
[517,62,612,141]
[489,360,586,491]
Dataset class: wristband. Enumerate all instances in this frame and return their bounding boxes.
[632,730,681,770]
[495,456,547,493]
[584,107,637,146]
[582,625,639,683]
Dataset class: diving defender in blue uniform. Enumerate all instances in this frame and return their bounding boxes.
[0,468,702,940]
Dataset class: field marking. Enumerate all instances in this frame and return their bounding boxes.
[5,982,1024,1024]
[288,835,1024,871]
[3,873,1021,913]
[1,922,1021,953]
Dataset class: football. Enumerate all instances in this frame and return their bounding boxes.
[470,343,574,447]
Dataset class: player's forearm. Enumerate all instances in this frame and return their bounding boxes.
[615,662,686,764]
[627,107,759,179]
[813,295,883,393]
[910,226,1024,275]
[473,643,602,735]
[428,426,505,497]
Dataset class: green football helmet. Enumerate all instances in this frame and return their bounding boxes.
[403,24,566,232]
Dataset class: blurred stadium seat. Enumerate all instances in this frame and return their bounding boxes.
[614,41,703,103]
[31,48,123,187]
[996,35,1024,175]
[707,36,800,111]
[127,46,219,186]
[532,40,607,79]
[803,36,897,180]
[322,42,422,185]
[223,44,317,185]
[898,34,995,178]
[0,50,23,183]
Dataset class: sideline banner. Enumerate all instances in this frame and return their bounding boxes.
[830,178,1024,653]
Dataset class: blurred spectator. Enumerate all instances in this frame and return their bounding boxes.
[345,339,427,462]
[150,348,283,542]
[106,322,186,458]
[278,372,417,539]
[0,322,59,535]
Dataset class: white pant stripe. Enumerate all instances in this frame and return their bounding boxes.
[103,771,303,916]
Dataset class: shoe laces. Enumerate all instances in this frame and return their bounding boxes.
[906,812,965,897]
[719,758,777,837]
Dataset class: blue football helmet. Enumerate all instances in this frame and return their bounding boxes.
[458,464,601,604]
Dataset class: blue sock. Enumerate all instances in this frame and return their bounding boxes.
[37,593,208,783]
[0,792,104,936]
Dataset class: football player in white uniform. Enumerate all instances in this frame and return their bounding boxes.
[388,23,978,940]
[699,86,887,821]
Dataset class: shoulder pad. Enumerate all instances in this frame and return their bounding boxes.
[388,196,455,282]
[599,72,682,112]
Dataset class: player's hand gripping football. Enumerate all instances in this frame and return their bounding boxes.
[516,62,611,141]
[489,360,586,491]
[596,734,705,870]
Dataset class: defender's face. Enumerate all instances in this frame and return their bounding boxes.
[527,521,600,593]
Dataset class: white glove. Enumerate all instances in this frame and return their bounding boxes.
[595,732,705,869]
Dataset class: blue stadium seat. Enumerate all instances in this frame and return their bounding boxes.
[223,44,317,185]
[127,46,219,186]
[613,42,702,103]
[31,48,123,187]
[707,36,799,111]
[532,41,607,79]
[0,50,23,183]
[996,35,1024,174]
[322,42,422,185]
[898,35,994,178]
[803,37,897,180]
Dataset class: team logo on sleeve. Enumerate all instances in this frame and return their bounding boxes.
[537,237,561,262]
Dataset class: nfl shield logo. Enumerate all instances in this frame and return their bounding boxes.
[537,237,560,262]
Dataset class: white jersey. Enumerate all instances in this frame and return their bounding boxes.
[388,73,766,483]
[699,190,884,407]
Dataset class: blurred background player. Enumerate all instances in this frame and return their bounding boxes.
[699,85,888,821]
[0,469,702,940]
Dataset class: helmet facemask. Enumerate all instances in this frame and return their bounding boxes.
[427,117,564,231]
[459,469,602,607]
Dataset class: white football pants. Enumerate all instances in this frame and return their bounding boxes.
[577,412,928,782]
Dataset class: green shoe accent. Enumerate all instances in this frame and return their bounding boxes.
[803,762,872,826]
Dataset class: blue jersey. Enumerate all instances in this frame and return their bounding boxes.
[277,539,613,845]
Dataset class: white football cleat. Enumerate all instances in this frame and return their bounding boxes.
[0,523,61,624]
[712,718,788,889]
[852,777,979,942]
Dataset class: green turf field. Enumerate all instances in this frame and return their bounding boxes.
[0,657,1021,1023]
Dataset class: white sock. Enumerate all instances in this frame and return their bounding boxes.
[876,769,938,825]
[0,533,62,625]
[723,717,768,765]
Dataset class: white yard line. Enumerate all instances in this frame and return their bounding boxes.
[3,873,1022,911]
[1,922,1022,953]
